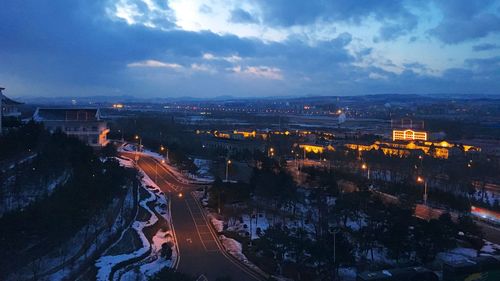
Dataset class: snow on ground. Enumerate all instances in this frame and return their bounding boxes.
[219,235,266,275]
[95,157,177,281]
[481,240,500,254]
[472,190,498,207]
[226,213,270,240]
[95,177,158,281]
[116,156,134,168]
[339,267,357,281]
[208,213,224,233]
[119,229,176,281]
[436,247,478,263]
[190,158,214,182]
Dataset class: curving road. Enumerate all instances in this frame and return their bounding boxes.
[121,152,263,281]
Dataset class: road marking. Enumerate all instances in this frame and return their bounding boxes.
[189,192,265,281]
[129,153,264,280]
[185,199,208,251]
[140,160,179,192]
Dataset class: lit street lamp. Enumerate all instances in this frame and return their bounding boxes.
[417,176,428,204]
[160,145,169,162]
[134,135,141,161]
[361,163,370,180]
[225,159,232,182]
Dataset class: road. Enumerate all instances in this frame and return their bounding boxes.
[122,152,263,281]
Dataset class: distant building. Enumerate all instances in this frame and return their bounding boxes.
[391,118,428,141]
[392,129,428,141]
[201,136,265,153]
[346,140,480,159]
[33,108,109,147]
[299,143,335,154]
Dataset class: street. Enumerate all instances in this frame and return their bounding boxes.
[123,152,263,281]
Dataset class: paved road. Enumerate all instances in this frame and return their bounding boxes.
[122,152,262,281]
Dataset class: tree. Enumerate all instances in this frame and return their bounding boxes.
[311,230,354,280]
[161,243,173,259]
[257,225,291,275]
[101,142,117,157]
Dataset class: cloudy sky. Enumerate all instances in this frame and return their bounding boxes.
[1,0,500,98]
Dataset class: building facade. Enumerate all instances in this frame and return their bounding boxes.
[346,140,480,159]
[33,108,109,147]
[392,129,428,141]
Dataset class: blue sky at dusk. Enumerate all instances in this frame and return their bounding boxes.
[1,0,500,98]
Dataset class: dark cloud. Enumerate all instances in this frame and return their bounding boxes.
[472,43,500,51]
[0,0,260,90]
[430,0,500,43]
[256,0,419,41]
[229,8,258,24]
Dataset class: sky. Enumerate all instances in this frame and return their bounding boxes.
[1,0,500,98]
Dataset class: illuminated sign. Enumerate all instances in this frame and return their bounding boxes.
[393,129,427,141]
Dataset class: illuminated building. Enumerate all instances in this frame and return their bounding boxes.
[346,140,480,159]
[299,144,335,154]
[392,129,428,141]
[33,108,109,147]
[233,130,257,138]
[112,103,124,109]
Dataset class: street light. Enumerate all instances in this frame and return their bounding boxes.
[361,163,370,180]
[225,159,232,182]
[160,145,169,162]
[417,176,428,204]
[134,135,141,161]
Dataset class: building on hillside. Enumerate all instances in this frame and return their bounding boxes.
[33,108,109,147]
[345,140,480,159]
[1,89,22,118]
[1,87,23,134]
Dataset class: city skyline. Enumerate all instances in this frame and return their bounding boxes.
[1,0,500,98]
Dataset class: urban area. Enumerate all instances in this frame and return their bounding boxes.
[1,90,499,281]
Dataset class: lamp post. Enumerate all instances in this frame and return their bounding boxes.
[160,145,169,162]
[417,176,428,204]
[225,159,232,182]
[333,228,340,278]
[361,163,370,180]
[134,135,141,161]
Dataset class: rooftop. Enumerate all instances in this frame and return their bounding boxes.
[34,108,101,122]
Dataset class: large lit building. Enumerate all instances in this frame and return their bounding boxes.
[346,140,480,159]
[392,129,428,141]
[33,108,109,147]
[299,143,335,154]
